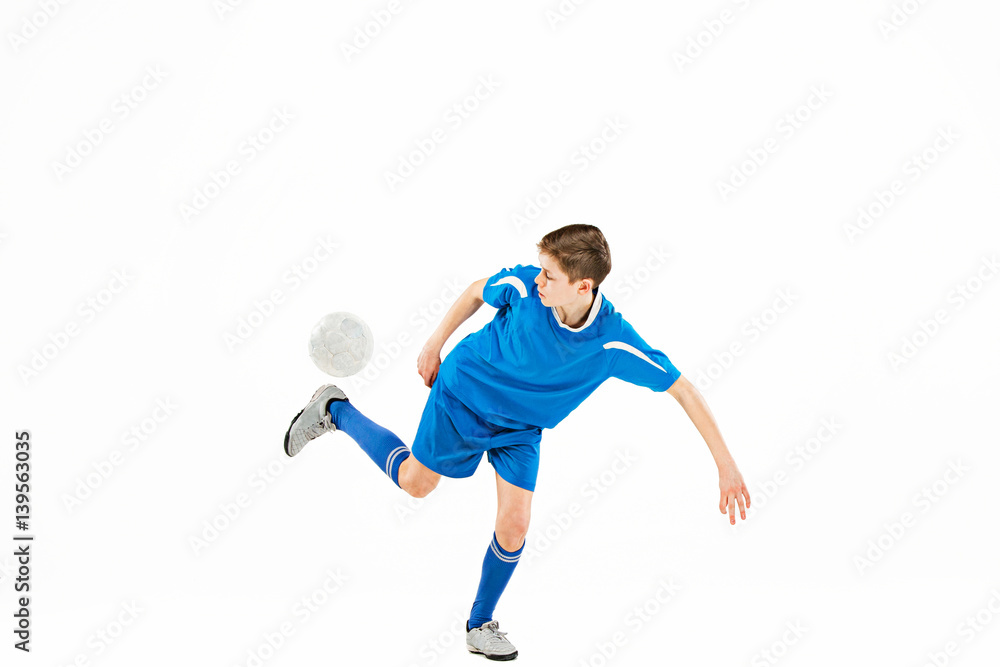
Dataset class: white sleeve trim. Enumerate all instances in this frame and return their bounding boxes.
[488,276,528,299]
[603,341,667,373]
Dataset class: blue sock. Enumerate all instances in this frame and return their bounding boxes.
[328,400,410,488]
[468,532,524,629]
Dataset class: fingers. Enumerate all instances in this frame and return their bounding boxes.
[418,364,438,387]
[720,477,751,524]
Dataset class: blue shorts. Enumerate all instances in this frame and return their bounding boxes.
[410,379,543,492]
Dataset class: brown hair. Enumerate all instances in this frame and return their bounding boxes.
[536,224,612,287]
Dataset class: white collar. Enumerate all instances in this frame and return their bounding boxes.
[550,286,603,332]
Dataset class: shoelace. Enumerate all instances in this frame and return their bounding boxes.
[305,413,332,438]
[481,622,510,646]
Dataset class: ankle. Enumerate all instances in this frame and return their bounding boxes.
[326,397,349,427]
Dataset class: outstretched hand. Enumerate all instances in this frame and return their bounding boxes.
[718,462,750,525]
[417,343,442,388]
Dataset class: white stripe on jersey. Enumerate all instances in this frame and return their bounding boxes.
[489,276,528,299]
[603,340,667,373]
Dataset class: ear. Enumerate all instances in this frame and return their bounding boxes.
[577,278,593,294]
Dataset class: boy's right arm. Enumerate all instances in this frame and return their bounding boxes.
[417,277,488,387]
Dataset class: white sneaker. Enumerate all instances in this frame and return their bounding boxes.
[283,384,348,457]
[467,620,518,661]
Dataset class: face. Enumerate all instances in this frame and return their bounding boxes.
[535,253,591,307]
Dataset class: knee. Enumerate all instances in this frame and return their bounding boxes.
[401,467,439,499]
[496,510,530,549]
[408,478,438,498]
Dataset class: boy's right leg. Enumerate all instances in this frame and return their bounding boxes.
[283,384,441,497]
[329,398,443,497]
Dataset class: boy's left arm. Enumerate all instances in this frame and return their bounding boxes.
[667,375,750,525]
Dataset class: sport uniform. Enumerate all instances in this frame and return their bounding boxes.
[410,263,681,492]
[285,259,685,654]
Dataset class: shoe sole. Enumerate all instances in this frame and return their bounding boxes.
[466,646,518,661]
[282,407,307,457]
[283,385,341,457]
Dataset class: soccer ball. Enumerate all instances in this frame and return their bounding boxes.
[308,312,374,377]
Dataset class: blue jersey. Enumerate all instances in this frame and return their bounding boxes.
[437,263,682,430]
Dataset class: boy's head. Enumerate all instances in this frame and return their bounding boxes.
[535,224,612,307]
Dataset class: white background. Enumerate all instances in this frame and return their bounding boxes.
[2,1,999,665]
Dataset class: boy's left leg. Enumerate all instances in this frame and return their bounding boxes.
[465,472,532,660]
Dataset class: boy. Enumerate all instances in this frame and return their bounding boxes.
[283,224,749,661]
